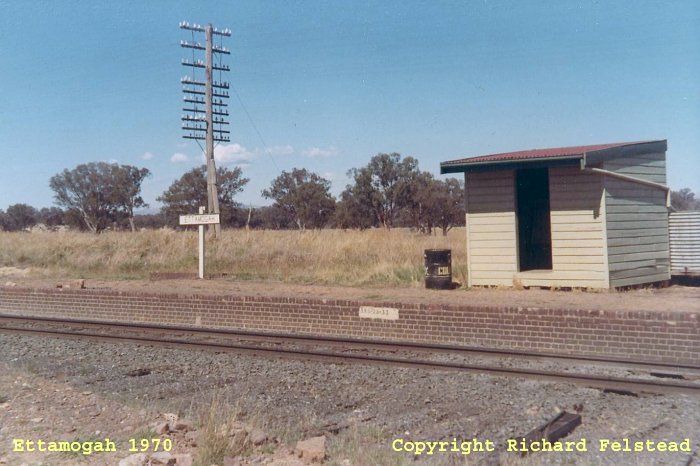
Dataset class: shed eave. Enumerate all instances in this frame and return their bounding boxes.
[440,155,582,174]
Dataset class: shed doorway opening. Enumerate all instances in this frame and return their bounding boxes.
[516,168,552,271]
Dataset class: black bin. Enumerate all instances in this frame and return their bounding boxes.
[424,249,452,289]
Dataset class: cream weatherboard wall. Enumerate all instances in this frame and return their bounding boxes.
[540,166,608,288]
[465,167,609,288]
[464,170,517,287]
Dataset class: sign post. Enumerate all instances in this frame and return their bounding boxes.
[179,207,221,279]
[198,207,205,279]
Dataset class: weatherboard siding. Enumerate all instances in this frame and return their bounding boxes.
[465,170,517,287]
[515,166,608,288]
[601,152,667,184]
[603,152,670,287]
[465,167,609,288]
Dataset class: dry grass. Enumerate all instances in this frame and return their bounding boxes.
[193,396,250,466]
[328,424,408,466]
[0,228,466,287]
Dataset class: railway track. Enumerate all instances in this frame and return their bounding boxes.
[1,314,698,396]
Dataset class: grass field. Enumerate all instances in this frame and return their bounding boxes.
[0,228,467,287]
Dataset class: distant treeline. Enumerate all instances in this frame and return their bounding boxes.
[0,201,462,234]
[2,153,698,234]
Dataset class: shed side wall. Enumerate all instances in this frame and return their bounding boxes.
[465,170,517,286]
[603,152,671,287]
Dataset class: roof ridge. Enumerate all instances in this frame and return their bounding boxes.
[441,139,665,167]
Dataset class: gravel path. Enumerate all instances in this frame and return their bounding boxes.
[5,277,700,313]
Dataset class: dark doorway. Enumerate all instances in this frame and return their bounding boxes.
[516,168,552,271]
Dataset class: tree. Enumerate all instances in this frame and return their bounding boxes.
[399,171,437,233]
[133,213,167,230]
[250,205,296,230]
[157,165,249,228]
[392,173,465,235]
[63,209,90,231]
[49,162,151,233]
[50,162,118,233]
[671,188,700,211]
[262,168,336,230]
[113,165,151,231]
[332,189,377,229]
[37,207,65,227]
[1,204,38,231]
[343,153,420,229]
[420,178,466,236]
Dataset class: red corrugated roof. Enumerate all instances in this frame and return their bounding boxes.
[442,140,661,166]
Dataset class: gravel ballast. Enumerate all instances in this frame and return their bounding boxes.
[0,333,698,465]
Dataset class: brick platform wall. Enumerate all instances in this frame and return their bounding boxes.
[0,287,698,365]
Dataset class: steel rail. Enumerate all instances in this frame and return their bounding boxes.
[0,318,698,396]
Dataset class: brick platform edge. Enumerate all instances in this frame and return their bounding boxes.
[0,287,698,365]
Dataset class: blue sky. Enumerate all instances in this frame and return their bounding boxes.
[1,0,698,211]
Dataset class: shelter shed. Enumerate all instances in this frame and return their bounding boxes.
[440,140,670,289]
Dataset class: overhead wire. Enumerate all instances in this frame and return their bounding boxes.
[230,83,281,173]
[181,24,280,172]
[216,27,280,173]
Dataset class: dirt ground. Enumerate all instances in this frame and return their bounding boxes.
[2,332,699,466]
[2,273,700,313]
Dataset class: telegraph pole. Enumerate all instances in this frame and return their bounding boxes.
[179,21,231,238]
[203,24,220,237]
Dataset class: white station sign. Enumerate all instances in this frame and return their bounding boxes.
[179,213,220,225]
